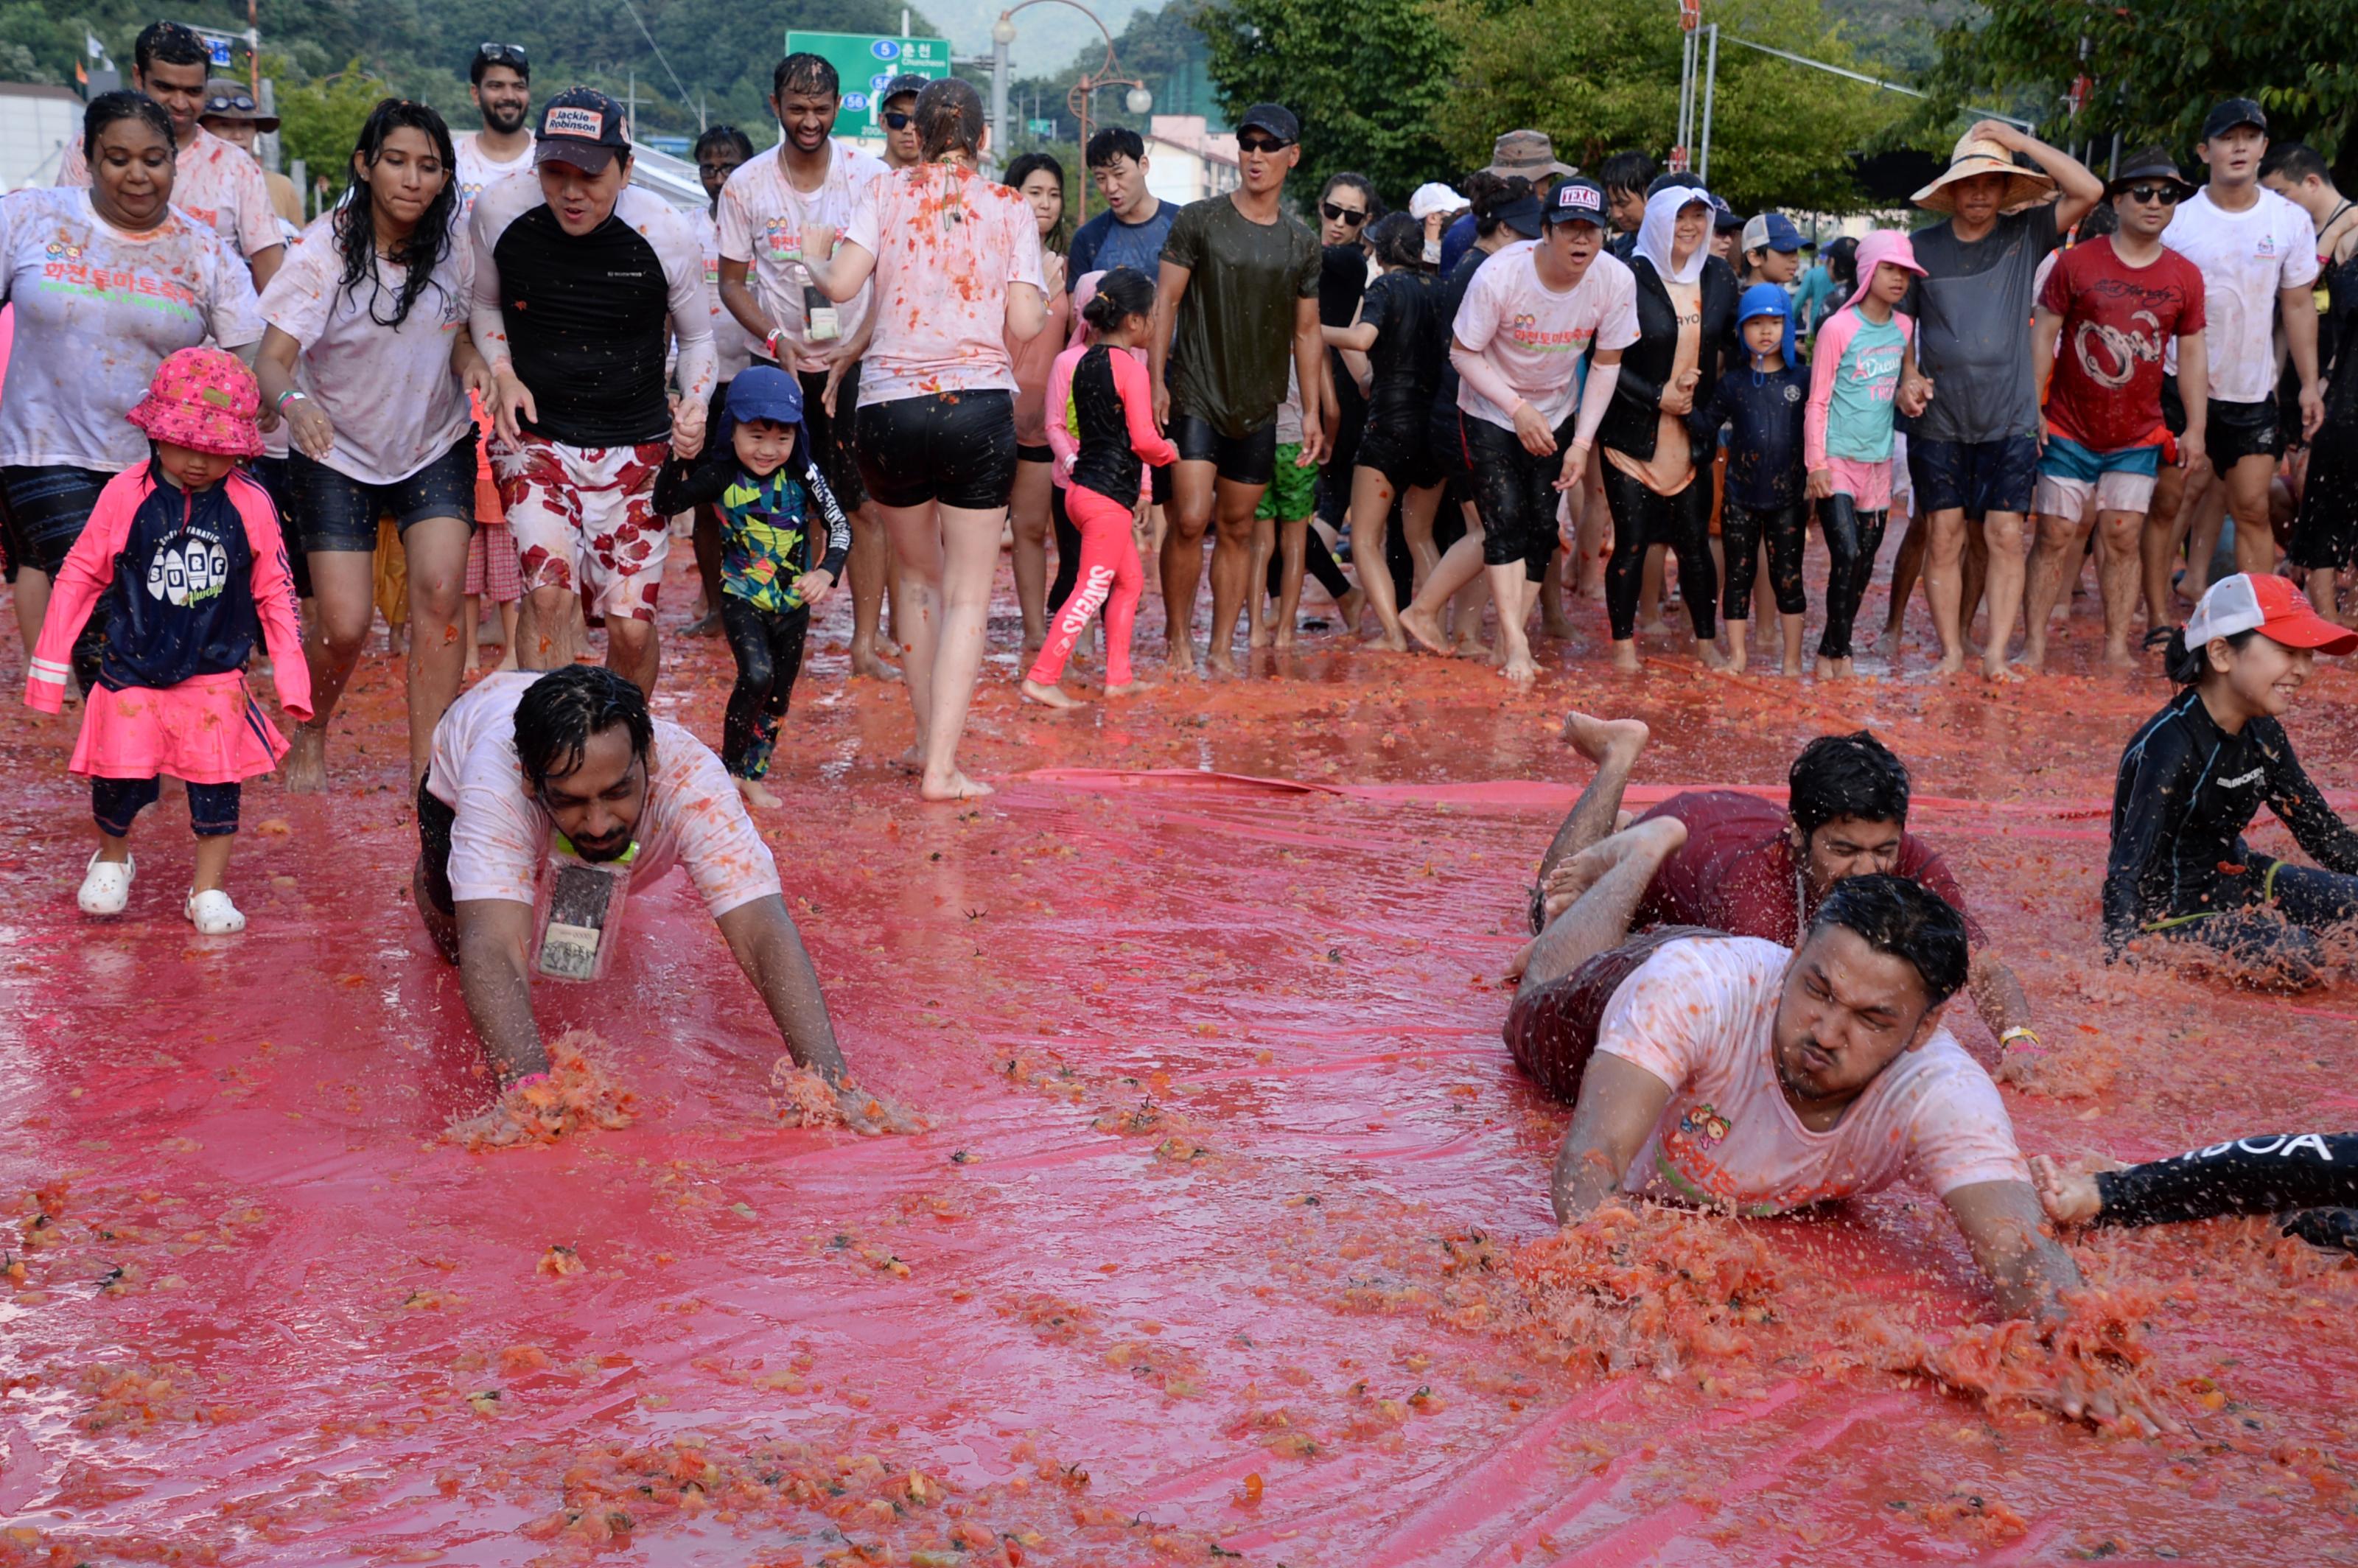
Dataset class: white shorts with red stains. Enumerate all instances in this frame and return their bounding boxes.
[489,434,672,622]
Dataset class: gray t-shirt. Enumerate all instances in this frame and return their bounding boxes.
[1902,204,2063,444]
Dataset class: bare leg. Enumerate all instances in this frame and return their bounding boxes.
[2309,564,2348,627]
[2096,510,2144,667]
[2225,455,2279,576]
[879,503,941,762]
[1248,514,1277,648]
[517,582,583,670]
[1010,458,1054,654]
[11,564,49,659]
[1573,475,1608,601]
[2141,460,2192,631]
[1159,458,1217,676]
[1959,515,1990,656]
[1535,713,1652,889]
[1400,525,1484,654]
[190,831,234,897]
[603,614,658,696]
[2184,475,2228,600]
[495,600,519,672]
[1347,466,1407,650]
[401,515,472,785]
[1977,509,2028,679]
[1205,477,1266,675]
[1273,515,1308,649]
[2022,508,2086,671]
[1923,506,1969,674]
[1540,545,1578,639]
[848,504,900,680]
[1451,563,1494,660]
[462,591,482,673]
[1518,815,1689,999]
[1402,482,1443,592]
[284,550,375,794]
[1875,508,1927,660]
[1491,564,1539,685]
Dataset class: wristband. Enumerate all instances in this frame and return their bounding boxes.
[275,388,305,410]
[509,1071,551,1090]
[1998,1026,2043,1054]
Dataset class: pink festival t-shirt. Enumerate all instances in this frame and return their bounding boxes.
[1595,934,2029,1214]
[1452,240,1640,430]
[844,161,1046,407]
[426,672,782,919]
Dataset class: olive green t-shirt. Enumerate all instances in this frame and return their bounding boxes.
[1161,195,1321,437]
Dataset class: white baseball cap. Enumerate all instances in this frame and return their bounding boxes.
[1409,182,1467,222]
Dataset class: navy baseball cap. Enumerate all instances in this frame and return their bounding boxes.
[1491,195,1544,239]
[1236,103,1300,144]
[2200,97,2267,141]
[1740,211,1804,253]
[882,73,929,105]
[537,88,630,173]
[1544,177,1608,226]
[727,366,805,430]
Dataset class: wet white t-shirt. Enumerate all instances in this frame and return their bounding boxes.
[844,162,1046,406]
[2161,186,2320,404]
[693,206,760,384]
[427,671,782,918]
[1453,241,1640,430]
[716,141,888,371]
[1596,935,2030,1214]
[0,188,263,471]
[258,211,475,484]
[453,131,535,220]
[60,124,281,263]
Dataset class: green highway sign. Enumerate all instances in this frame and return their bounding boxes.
[1027,118,1059,137]
[786,32,954,135]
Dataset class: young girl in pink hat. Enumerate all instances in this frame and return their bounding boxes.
[24,346,311,934]
[1804,228,1925,679]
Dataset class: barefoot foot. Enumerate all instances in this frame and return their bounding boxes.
[1398,603,1451,655]
[1560,711,1648,768]
[1021,678,1084,709]
[282,725,329,793]
[919,769,995,802]
[735,776,783,809]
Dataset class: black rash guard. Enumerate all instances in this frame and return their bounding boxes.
[1357,267,1443,421]
[2096,1133,2358,1253]
[2102,687,2358,948]
[468,179,713,448]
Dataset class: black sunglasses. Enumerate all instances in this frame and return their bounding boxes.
[477,42,529,67]
[2119,183,2184,206]
[1320,200,1366,224]
[1237,133,1291,155]
[883,109,913,130]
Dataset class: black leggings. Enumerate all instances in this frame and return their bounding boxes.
[93,776,241,838]
[1720,499,1807,621]
[1600,463,1715,640]
[1814,494,1888,659]
[2096,1133,2358,1252]
[2148,859,2358,990]
[720,598,811,782]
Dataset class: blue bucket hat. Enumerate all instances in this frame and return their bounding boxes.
[1736,281,1795,373]
[721,365,810,462]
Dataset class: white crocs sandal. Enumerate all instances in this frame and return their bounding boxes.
[184,889,247,935]
[78,851,134,915]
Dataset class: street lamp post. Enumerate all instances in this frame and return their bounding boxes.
[993,0,1151,220]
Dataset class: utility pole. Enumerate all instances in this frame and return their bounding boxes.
[625,70,639,138]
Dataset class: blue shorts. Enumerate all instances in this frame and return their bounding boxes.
[2033,432,2161,517]
[1908,433,2040,517]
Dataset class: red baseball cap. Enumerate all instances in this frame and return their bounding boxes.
[2184,572,2358,656]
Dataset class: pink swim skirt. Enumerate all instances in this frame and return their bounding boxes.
[71,672,288,784]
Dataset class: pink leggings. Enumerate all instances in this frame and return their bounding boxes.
[1026,483,1142,687]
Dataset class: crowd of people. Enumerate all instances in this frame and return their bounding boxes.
[4,24,2356,1331]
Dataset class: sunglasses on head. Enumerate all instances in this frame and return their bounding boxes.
[2120,183,2183,206]
[883,109,913,130]
[477,42,528,68]
[1320,200,1365,224]
[1237,133,1290,155]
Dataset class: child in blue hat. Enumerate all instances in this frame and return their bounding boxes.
[1692,283,1809,673]
[652,367,850,807]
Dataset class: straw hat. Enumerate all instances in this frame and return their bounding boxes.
[1910,130,2055,214]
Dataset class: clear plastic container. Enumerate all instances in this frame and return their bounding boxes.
[531,837,635,982]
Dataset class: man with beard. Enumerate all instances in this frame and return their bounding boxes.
[717,53,899,681]
[454,42,534,217]
[412,665,904,1130]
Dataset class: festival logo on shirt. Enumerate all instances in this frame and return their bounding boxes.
[760,216,804,264]
[1676,1103,1733,1147]
[1506,311,1595,354]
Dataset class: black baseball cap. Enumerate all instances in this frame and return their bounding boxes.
[537,88,631,173]
[1236,104,1299,145]
[1545,177,1608,226]
[1710,196,1744,232]
[882,73,929,105]
[2201,97,2267,141]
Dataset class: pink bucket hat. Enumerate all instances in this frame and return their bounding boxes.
[1841,229,1928,311]
[127,346,264,458]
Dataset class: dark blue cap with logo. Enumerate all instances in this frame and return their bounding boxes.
[1545,177,1608,226]
[537,87,631,173]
